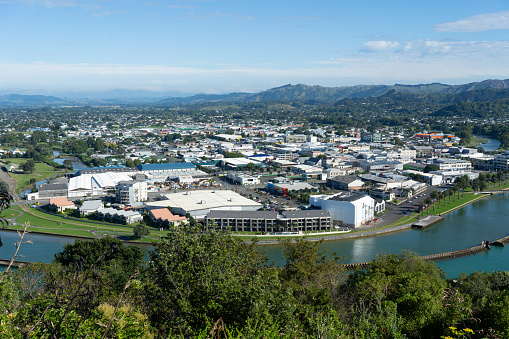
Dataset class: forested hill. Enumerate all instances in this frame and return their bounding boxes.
[2,79,509,106]
[156,79,509,105]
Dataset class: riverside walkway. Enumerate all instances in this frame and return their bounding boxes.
[341,237,506,270]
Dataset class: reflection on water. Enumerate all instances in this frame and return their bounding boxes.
[475,135,500,151]
[264,194,509,278]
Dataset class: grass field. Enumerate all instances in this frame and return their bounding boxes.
[6,160,66,194]
[464,136,488,148]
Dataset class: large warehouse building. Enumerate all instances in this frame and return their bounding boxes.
[68,172,134,197]
[145,189,262,220]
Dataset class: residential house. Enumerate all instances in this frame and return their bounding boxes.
[49,197,76,213]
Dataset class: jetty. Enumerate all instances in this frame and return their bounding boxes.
[341,240,491,270]
[412,215,444,229]
[0,259,31,268]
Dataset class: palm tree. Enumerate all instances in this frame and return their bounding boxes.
[430,191,438,211]
[448,190,453,204]
[471,180,479,192]
[438,191,445,207]
[424,197,432,214]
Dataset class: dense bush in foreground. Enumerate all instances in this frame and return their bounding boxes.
[0,228,508,338]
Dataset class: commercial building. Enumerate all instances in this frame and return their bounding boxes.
[145,190,262,220]
[137,162,206,181]
[95,208,143,224]
[79,200,104,216]
[309,192,375,228]
[284,134,307,143]
[205,210,331,232]
[327,176,364,191]
[360,130,382,143]
[431,169,479,184]
[68,172,134,198]
[115,180,148,206]
[492,151,509,171]
[227,172,260,186]
[266,181,317,196]
[433,158,472,171]
[220,158,265,170]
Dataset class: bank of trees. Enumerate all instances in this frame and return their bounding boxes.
[2,225,509,338]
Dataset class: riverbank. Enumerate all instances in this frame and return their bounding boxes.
[239,191,496,243]
[1,187,507,245]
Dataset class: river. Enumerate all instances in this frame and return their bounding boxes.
[475,135,500,151]
[2,194,509,278]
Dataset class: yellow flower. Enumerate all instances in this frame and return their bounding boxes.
[449,327,457,330]
[464,328,475,334]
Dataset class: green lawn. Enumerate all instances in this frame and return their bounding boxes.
[8,223,95,237]
[0,206,22,219]
[464,136,488,147]
[8,161,66,194]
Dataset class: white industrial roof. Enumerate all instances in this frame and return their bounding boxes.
[146,190,262,212]
[68,172,133,191]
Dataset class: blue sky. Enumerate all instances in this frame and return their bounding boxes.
[1,0,509,96]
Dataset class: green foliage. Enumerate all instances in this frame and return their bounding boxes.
[21,159,35,173]
[424,164,440,173]
[143,226,282,337]
[53,237,143,292]
[343,252,446,337]
[0,181,9,192]
[223,151,245,158]
[6,231,509,338]
[133,223,150,239]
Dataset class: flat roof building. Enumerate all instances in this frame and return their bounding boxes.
[145,189,262,220]
[205,210,331,233]
[310,192,374,228]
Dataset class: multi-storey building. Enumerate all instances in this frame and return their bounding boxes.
[115,180,147,206]
[205,210,331,233]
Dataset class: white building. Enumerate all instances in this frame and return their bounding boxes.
[115,180,148,206]
[68,172,134,198]
[309,192,375,228]
[493,152,509,171]
[79,200,104,216]
[434,158,472,171]
[219,142,253,154]
[227,172,261,185]
[432,169,479,184]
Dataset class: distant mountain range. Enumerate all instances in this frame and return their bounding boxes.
[3,79,509,107]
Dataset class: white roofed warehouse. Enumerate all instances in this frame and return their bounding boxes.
[68,172,133,198]
[145,190,262,220]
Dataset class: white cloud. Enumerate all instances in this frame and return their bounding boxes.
[363,41,400,51]
[435,11,509,32]
[93,10,125,18]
